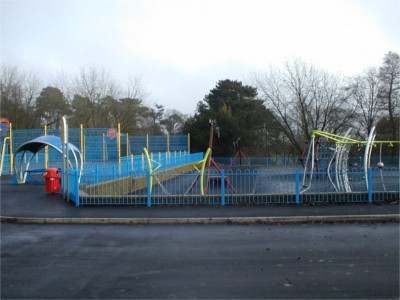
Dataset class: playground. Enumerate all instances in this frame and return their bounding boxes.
[0,118,399,206]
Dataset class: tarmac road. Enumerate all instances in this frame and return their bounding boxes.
[1,223,399,299]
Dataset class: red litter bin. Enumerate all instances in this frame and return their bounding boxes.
[44,168,61,193]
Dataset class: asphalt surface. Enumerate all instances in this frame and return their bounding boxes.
[1,175,399,223]
[1,223,399,299]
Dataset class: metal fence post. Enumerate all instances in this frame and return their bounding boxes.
[73,169,80,207]
[295,169,300,204]
[368,168,373,203]
[95,165,99,184]
[147,171,152,207]
[221,169,225,206]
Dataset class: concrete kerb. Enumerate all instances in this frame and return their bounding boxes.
[1,214,399,225]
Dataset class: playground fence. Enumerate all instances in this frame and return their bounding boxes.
[70,164,399,206]
[0,128,190,175]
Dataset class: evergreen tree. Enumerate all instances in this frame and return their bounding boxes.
[184,79,278,156]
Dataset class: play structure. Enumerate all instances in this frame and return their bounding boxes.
[229,138,250,167]
[13,135,83,184]
[2,115,399,206]
[184,120,237,195]
[300,127,399,193]
[0,118,12,176]
[79,149,204,198]
[0,122,190,175]
[1,117,195,202]
[71,118,240,202]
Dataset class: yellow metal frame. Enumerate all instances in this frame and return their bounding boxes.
[312,130,399,145]
[0,122,13,175]
[191,148,211,196]
[143,147,162,192]
[0,137,11,176]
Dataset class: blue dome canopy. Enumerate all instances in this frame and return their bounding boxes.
[15,135,80,155]
[14,135,82,184]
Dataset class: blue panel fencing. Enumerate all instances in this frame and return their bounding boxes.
[0,128,190,174]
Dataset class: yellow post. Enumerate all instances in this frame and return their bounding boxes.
[44,125,48,169]
[0,123,12,175]
[146,134,149,152]
[200,148,211,196]
[126,133,130,156]
[143,148,153,190]
[0,137,10,176]
[167,132,170,153]
[188,133,190,153]
[9,123,13,174]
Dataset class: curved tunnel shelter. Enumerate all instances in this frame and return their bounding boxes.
[14,135,82,184]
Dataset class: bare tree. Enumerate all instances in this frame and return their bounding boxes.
[347,68,382,138]
[126,74,148,100]
[0,65,41,129]
[52,66,148,129]
[161,109,186,135]
[378,51,400,142]
[251,60,355,154]
[70,66,120,127]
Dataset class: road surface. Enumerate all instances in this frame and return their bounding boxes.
[1,223,399,299]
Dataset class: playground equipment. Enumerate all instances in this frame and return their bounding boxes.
[144,147,214,196]
[229,138,249,167]
[0,123,190,173]
[13,135,83,184]
[0,121,13,176]
[144,147,170,195]
[79,149,204,197]
[301,127,399,193]
[205,120,236,193]
[184,148,211,195]
[185,120,237,195]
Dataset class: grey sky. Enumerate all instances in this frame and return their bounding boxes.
[1,0,399,115]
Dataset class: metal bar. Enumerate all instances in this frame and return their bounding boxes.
[147,171,152,207]
[221,169,225,206]
[295,169,300,204]
[368,168,373,203]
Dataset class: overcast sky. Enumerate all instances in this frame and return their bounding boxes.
[1,0,399,115]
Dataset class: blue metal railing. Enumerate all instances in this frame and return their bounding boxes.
[70,165,399,206]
